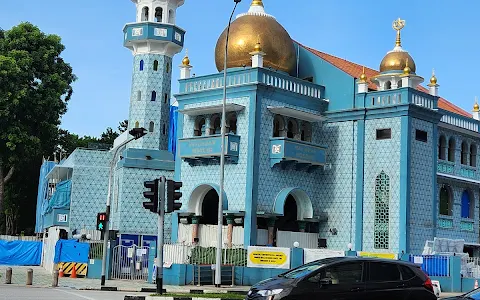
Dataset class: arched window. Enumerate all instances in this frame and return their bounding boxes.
[210,115,221,135]
[470,144,477,167]
[301,122,312,142]
[139,60,144,71]
[273,115,285,137]
[135,121,140,128]
[374,171,390,250]
[287,119,298,139]
[142,7,149,22]
[439,185,452,216]
[438,135,447,160]
[153,60,159,71]
[448,137,456,162]
[461,190,474,219]
[461,141,469,165]
[149,121,154,133]
[164,93,168,104]
[226,113,237,134]
[384,81,391,90]
[151,91,156,101]
[155,7,163,22]
[397,80,402,88]
[168,9,175,23]
[194,117,206,137]
[137,91,141,101]
[162,123,166,135]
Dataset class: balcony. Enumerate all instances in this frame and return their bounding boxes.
[440,109,480,133]
[179,134,240,165]
[43,208,69,228]
[438,160,478,182]
[357,87,438,110]
[269,137,326,172]
[123,22,185,48]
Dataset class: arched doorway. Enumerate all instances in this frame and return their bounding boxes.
[276,195,299,232]
[201,189,219,225]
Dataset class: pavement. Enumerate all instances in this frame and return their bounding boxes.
[0,265,249,293]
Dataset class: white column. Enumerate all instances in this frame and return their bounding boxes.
[180,65,192,79]
[357,81,368,93]
[250,51,265,68]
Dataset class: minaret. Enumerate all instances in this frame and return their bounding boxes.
[123,0,185,150]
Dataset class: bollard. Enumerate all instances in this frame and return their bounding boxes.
[52,270,59,287]
[5,267,12,284]
[26,268,33,286]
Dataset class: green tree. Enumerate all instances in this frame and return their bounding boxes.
[0,23,76,233]
[100,127,119,145]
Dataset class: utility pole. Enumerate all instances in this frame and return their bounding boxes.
[156,176,166,295]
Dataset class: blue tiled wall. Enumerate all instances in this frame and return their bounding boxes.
[128,54,172,151]
[362,117,402,252]
[409,118,435,253]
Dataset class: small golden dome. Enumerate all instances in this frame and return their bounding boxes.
[182,55,190,66]
[474,98,479,112]
[403,59,411,75]
[430,73,437,85]
[359,66,367,82]
[214,2,296,74]
[254,42,262,52]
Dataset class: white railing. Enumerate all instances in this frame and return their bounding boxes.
[182,70,322,99]
[441,114,479,132]
[370,93,402,107]
[411,94,435,109]
[462,257,480,278]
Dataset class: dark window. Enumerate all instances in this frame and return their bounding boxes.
[369,263,401,282]
[164,93,168,104]
[149,121,154,133]
[400,265,416,280]
[151,91,156,101]
[376,129,391,140]
[162,123,166,135]
[415,130,428,142]
[139,60,144,71]
[322,263,363,285]
[461,141,469,165]
[448,138,456,162]
[153,60,159,71]
[155,7,163,22]
[439,135,447,160]
[440,186,452,216]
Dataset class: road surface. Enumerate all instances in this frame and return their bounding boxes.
[0,285,149,300]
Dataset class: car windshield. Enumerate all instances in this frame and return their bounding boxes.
[464,288,480,299]
[281,261,324,279]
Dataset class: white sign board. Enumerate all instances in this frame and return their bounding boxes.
[127,248,134,258]
[303,249,345,264]
[247,246,290,269]
[57,214,68,223]
[413,256,424,264]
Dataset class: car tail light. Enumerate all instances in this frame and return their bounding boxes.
[423,274,434,292]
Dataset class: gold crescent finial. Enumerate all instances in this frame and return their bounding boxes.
[251,0,264,7]
[474,96,479,112]
[182,49,190,66]
[359,66,367,82]
[392,18,406,47]
[430,68,437,85]
[403,58,411,75]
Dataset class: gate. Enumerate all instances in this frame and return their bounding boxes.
[111,244,150,280]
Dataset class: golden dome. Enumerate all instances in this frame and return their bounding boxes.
[253,42,262,52]
[214,3,296,74]
[403,59,411,75]
[474,97,479,112]
[380,51,416,73]
[182,55,190,66]
[430,73,437,85]
[359,66,367,82]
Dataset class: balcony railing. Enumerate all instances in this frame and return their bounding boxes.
[178,134,240,165]
[438,160,477,181]
[440,109,480,133]
[179,68,324,100]
[357,87,438,110]
[269,137,326,172]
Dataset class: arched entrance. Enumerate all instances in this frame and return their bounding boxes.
[273,188,314,221]
[187,183,228,216]
[201,189,219,225]
[276,195,299,231]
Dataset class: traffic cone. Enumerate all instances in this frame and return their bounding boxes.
[71,264,77,279]
[59,267,64,278]
[475,279,478,289]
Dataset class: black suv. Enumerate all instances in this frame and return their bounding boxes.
[246,257,436,300]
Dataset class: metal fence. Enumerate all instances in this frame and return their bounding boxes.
[462,257,480,278]
[409,255,450,277]
[85,241,103,260]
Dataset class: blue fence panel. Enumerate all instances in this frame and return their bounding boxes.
[409,255,450,277]
[0,241,42,266]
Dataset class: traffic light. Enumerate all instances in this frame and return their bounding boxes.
[129,127,147,139]
[143,179,159,213]
[96,212,107,232]
[166,180,183,213]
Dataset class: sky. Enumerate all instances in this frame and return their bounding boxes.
[1,0,480,137]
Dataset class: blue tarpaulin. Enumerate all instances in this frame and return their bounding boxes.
[0,241,42,266]
[168,105,178,159]
[35,161,56,233]
[54,240,89,263]
[43,180,71,215]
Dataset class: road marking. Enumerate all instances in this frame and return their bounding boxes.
[57,289,97,300]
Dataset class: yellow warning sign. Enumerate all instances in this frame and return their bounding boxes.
[358,252,397,260]
[247,247,290,269]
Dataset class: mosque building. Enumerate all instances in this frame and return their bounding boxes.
[36,0,480,256]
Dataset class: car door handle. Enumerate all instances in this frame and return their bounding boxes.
[396,284,406,288]
[350,287,364,292]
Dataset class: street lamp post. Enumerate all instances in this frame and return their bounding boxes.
[101,127,147,286]
[215,0,242,288]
